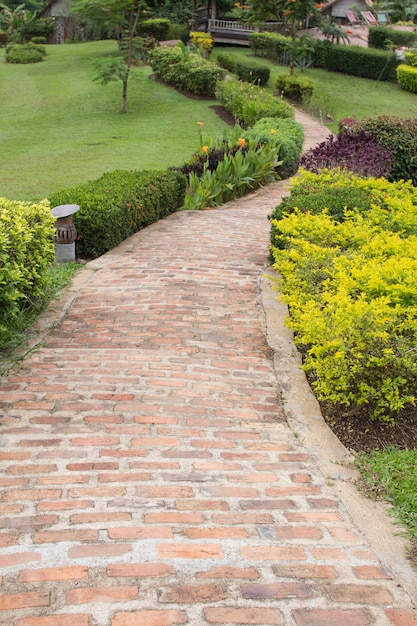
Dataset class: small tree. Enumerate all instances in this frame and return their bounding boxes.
[72,0,143,113]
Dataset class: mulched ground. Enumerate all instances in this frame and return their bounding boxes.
[319,404,417,454]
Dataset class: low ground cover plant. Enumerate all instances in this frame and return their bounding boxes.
[5,42,46,63]
[270,168,417,422]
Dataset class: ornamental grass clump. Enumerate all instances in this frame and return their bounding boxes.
[270,169,417,422]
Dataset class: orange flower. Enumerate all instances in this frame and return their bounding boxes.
[315,2,323,7]
[238,137,247,147]
[284,9,291,15]
[270,128,277,135]
[201,145,209,154]
[197,121,204,127]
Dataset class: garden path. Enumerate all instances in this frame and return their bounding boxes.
[0,112,416,626]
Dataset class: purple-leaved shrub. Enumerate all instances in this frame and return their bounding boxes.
[300,130,393,178]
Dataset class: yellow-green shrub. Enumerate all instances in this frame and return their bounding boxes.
[270,170,417,421]
[0,198,55,342]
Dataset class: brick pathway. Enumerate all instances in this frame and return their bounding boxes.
[0,114,416,626]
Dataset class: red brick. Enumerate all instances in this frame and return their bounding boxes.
[0,514,58,529]
[71,512,132,524]
[144,513,204,524]
[239,498,296,510]
[7,464,57,475]
[175,499,229,511]
[71,436,119,446]
[193,462,242,470]
[66,462,118,471]
[293,609,370,625]
[328,527,360,542]
[19,566,89,582]
[208,487,259,497]
[385,609,417,626]
[100,449,147,458]
[0,452,30,461]
[66,585,138,604]
[274,526,322,540]
[111,610,187,626]
[19,438,61,447]
[0,552,41,568]
[327,584,393,604]
[68,486,126,498]
[196,566,259,579]
[35,529,97,544]
[279,453,308,462]
[15,616,91,626]
[0,532,18,546]
[272,564,337,579]
[310,548,348,560]
[213,513,274,525]
[157,584,226,603]
[136,486,193,498]
[38,500,93,511]
[37,475,90,485]
[99,472,150,482]
[228,472,277,482]
[291,472,312,483]
[2,488,61,502]
[157,544,223,559]
[108,527,173,539]
[131,437,180,447]
[107,563,175,578]
[241,546,306,560]
[241,582,312,599]
[134,415,178,424]
[85,415,124,423]
[191,440,235,449]
[204,607,283,624]
[184,528,248,539]
[130,461,179,469]
[352,565,391,579]
[285,511,342,522]
[0,504,24,515]
[0,591,49,611]
[68,544,132,558]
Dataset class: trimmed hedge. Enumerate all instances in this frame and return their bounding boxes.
[215,78,294,128]
[313,41,399,80]
[275,74,315,103]
[5,43,46,64]
[397,63,417,93]
[346,116,417,185]
[368,25,417,50]
[148,46,226,96]
[216,52,270,85]
[248,31,290,64]
[245,117,304,179]
[0,198,55,341]
[138,18,170,41]
[270,169,417,422]
[48,170,187,259]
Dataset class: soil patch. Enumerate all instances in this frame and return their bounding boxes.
[320,403,417,454]
[210,104,235,126]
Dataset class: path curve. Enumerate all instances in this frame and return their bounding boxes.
[0,112,416,626]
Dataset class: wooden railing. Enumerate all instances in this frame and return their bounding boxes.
[208,19,284,33]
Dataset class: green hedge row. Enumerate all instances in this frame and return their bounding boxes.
[397,63,417,93]
[216,78,294,128]
[148,46,226,96]
[48,170,187,259]
[216,51,270,85]
[0,198,55,342]
[313,41,398,80]
[5,42,46,64]
[368,25,417,50]
[248,31,290,64]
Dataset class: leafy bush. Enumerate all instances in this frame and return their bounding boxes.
[313,41,398,80]
[217,52,270,85]
[215,79,294,128]
[0,198,55,345]
[216,51,238,72]
[346,116,417,185]
[19,18,54,43]
[396,64,417,93]
[368,25,417,49]
[148,46,226,96]
[0,32,8,47]
[138,18,170,41]
[275,74,315,103]
[299,130,394,178]
[404,50,417,67]
[5,43,44,64]
[270,169,417,421]
[48,170,187,259]
[249,31,290,64]
[245,117,304,179]
[182,137,279,210]
[190,31,213,57]
[31,36,47,44]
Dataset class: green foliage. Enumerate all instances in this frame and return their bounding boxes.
[48,169,187,259]
[356,448,417,540]
[215,78,294,128]
[182,137,279,210]
[404,50,417,67]
[248,31,290,63]
[368,25,417,50]
[5,41,44,62]
[396,63,417,93]
[270,169,417,421]
[0,197,55,346]
[313,41,399,80]
[31,36,46,44]
[244,116,304,179]
[0,30,8,45]
[275,73,315,103]
[19,17,53,42]
[348,115,417,185]
[138,17,170,41]
[189,31,213,58]
[217,51,270,85]
[148,45,226,96]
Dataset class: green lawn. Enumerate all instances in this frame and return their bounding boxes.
[0,41,229,201]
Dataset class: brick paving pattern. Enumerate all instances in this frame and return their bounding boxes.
[0,113,416,625]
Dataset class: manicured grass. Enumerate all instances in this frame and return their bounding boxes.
[355,448,417,562]
[0,41,229,201]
